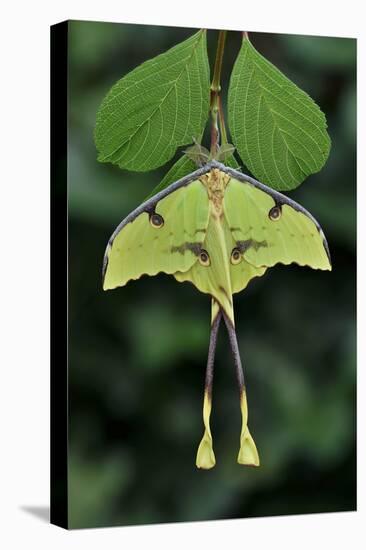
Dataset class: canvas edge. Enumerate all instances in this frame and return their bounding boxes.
[50,20,69,530]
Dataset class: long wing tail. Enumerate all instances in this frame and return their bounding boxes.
[223,311,260,466]
[196,299,222,469]
[196,299,259,468]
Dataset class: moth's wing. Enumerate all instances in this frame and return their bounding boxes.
[103,179,209,290]
[223,222,268,294]
[229,260,268,294]
[174,213,267,323]
[174,215,236,322]
[223,176,331,272]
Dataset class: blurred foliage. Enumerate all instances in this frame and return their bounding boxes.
[67,21,356,529]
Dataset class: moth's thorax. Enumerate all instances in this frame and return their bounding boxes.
[200,168,230,217]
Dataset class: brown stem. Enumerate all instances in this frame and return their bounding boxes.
[211,30,227,92]
[210,30,227,155]
[218,96,228,145]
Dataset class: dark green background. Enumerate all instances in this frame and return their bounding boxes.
[67,21,356,529]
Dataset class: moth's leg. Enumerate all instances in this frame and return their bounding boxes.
[196,299,222,469]
[223,313,260,466]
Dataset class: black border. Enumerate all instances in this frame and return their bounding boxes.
[50,20,69,529]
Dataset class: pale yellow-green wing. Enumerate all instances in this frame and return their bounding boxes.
[175,219,267,299]
[223,175,331,271]
[103,179,209,290]
[222,221,268,294]
[229,260,267,294]
[174,199,267,324]
[174,214,235,322]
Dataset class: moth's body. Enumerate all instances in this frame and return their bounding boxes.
[102,161,331,468]
[175,168,235,323]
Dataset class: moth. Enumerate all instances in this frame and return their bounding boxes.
[102,160,331,469]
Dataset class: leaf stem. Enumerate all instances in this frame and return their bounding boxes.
[210,30,227,155]
[218,96,228,145]
[211,30,227,92]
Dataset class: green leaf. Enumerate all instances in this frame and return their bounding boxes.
[225,154,241,170]
[145,155,196,199]
[228,37,331,191]
[95,30,210,172]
